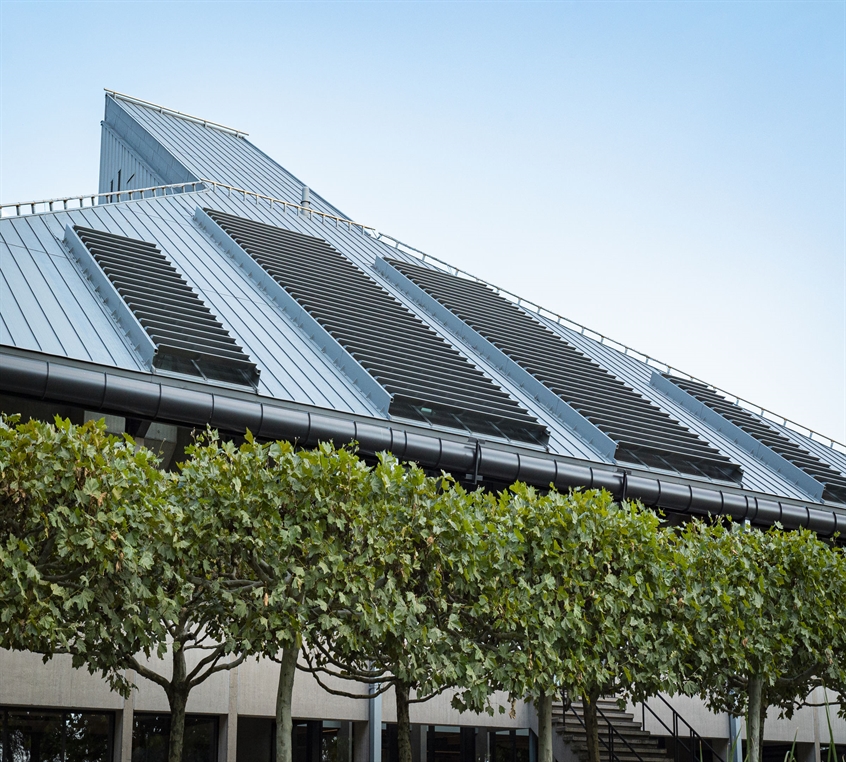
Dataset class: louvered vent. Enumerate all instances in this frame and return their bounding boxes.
[665,376,846,504]
[202,209,548,446]
[389,259,742,482]
[73,226,259,387]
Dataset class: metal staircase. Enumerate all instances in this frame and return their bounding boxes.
[553,696,726,762]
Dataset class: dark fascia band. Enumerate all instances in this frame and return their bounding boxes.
[1,350,843,538]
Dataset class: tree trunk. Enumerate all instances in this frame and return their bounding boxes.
[758,693,767,762]
[276,642,299,762]
[396,681,413,762]
[747,676,764,762]
[168,646,189,762]
[583,690,602,762]
[536,692,554,762]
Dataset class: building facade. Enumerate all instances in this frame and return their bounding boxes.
[1,91,844,762]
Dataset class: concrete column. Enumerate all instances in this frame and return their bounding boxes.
[354,721,370,762]
[117,669,136,762]
[225,668,239,762]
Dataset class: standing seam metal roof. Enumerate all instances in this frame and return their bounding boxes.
[2,92,845,512]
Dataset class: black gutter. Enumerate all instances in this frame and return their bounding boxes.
[2,351,844,537]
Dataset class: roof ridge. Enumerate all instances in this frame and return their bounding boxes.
[105,89,248,137]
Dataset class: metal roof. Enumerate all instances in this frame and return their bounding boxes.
[102,93,347,219]
[2,91,846,521]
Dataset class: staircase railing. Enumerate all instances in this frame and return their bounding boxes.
[567,702,648,762]
[641,696,725,762]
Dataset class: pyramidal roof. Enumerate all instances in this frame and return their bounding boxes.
[2,91,845,534]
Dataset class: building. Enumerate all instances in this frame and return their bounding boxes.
[1,90,844,762]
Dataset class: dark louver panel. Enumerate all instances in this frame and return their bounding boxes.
[389,259,742,482]
[665,376,846,504]
[203,209,548,446]
[74,226,259,387]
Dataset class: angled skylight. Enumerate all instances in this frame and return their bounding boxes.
[200,208,548,446]
[664,376,846,504]
[67,225,259,387]
[387,259,743,483]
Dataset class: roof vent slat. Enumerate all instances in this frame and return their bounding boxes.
[386,258,743,482]
[199,208,549,447]
[66,224,259,388]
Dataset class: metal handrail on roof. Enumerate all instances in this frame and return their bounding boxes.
[0,179,374,234]
[0,171,841,454]
[374,231,846,455]
[104,89,249,137]
[0,181,209,217]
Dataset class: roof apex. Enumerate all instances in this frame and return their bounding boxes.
[104,89,248,137]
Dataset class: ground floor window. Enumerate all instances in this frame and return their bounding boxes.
[0,708,113,762]
[383,724,535,762]
[132,714,218,762]
[235,719,353,762]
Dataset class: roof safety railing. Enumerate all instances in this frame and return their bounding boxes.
[374,231,846,455]
[199,180,375,234]
[1,172,840,453]
[0,179,374,234]
[0,181,208,218]
[104,89,249,137]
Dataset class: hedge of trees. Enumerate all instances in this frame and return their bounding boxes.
[2,416,845,762]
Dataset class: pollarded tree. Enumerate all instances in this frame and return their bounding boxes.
[303,454,498,762]
[0,416,251,762]
[0,414,165,691]
[485,485,681,762]
[674,520,846,762]
[176,433,373,762]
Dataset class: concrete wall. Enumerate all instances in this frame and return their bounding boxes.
[4,644,844,762]
[0,647,536,762]
[629,688,846,748]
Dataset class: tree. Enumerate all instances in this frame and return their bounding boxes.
[485,486,681,762]
[674,520,846,762]
[176,433,373,762]
[0,413,164,691]
[303,455,496,762]
[0,415,249,762]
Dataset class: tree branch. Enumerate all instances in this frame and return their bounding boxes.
[128,657,171,692]
[190,653,246,689]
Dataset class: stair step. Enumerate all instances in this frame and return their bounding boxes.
[556,726,653,738]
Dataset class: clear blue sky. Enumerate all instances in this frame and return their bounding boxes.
[2,1,844,442]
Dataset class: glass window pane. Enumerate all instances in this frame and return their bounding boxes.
[514,734,529,762]
[320,722,351,762]
[293,724,309,762]
[429,727,461,762]
[236,718,272,762]
[133,715,170,762]
[133,715,217,762]
[183,717,217,762]
[7,711,64,762]
[65,713,112,762]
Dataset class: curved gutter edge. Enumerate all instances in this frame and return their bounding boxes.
[2,352,843,538]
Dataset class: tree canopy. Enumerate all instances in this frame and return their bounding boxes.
[674,520,846,762]
[2,413,845,762]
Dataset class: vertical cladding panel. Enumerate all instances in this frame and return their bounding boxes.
[98,124,163,196]
[104,96,196,187]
